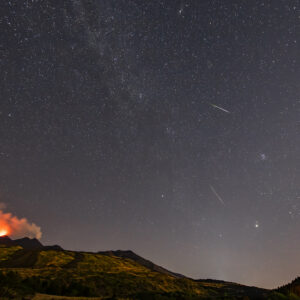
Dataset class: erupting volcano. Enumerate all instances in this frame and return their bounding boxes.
[0,203,42,239]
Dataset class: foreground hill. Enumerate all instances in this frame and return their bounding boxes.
[0,237,297,299]
[277,277,300,298]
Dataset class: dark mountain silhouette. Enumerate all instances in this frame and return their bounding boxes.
[13,237,43,249]
[43,244,64,251]
[0,236,63,250]
[0,236,297,299]
[0,235,14,246]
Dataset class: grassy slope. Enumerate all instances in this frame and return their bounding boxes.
[276,277,300,299]
[0,245,292,299]
[32,295,102,300]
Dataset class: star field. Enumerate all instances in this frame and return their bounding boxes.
[0,0,299,288]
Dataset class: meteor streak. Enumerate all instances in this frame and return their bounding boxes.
[209,103,230,113]
[209,185,225,205]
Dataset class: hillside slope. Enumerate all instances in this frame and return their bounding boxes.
[99,250,185,279]
[0,240,294,299]
[276,277,300,299]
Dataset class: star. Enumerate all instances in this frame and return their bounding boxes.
[260,153,267,161]
[1,0,298,289]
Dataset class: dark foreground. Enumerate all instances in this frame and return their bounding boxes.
[0,237,299,299]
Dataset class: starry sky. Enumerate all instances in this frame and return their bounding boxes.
[1,0,299,289]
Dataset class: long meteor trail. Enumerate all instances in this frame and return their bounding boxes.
[209,185,225,205]
[209,103,230,113]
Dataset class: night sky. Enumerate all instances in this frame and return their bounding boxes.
[1,0,299,289]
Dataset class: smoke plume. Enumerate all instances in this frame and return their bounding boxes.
[0,203,42,239]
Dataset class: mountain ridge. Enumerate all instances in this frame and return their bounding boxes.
[0,235,63,250]
[99,249,186,279]
[0,236,298,299]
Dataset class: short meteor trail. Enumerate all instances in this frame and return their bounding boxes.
[209,185,225,205]
[209,103,230,113]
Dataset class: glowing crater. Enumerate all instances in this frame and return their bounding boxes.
[0,229,8,237]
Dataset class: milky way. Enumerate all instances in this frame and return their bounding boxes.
[0,0,299,288]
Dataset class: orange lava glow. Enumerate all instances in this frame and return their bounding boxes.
[0,229,8,237]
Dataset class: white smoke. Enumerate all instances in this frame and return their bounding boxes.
[0,203,42,239]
